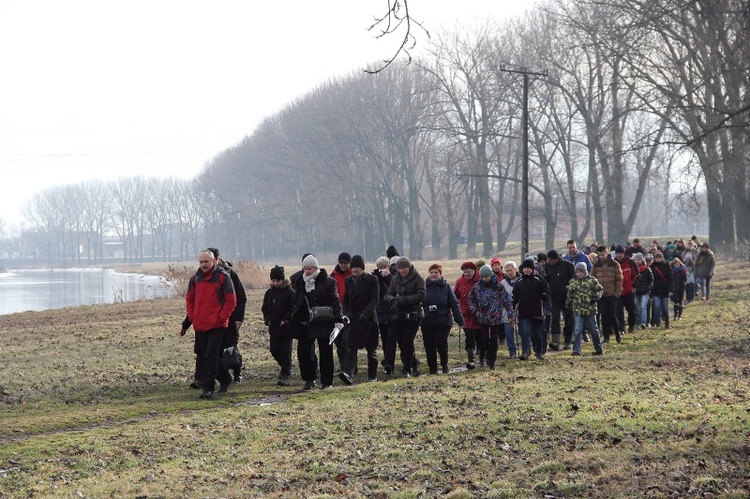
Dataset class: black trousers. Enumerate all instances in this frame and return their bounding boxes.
[421,325,450,373]
[297,335,334,386]
[385,320,420,374]
[269,325,293,378]
[616,294,637,333]
[480,324,501,366]
[597,296,621,342]
[343,343,378,379]
[463,327,485,357]
[549,301,573,346]
[195,327,232,392]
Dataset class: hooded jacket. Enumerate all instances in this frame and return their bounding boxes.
[566,274,604,316]
[343,272,380,349]
[467,276,514,326]
[186,265,237,333]
[512,271,551,321]
[694,249,716,278]
[262,279,296,331]
[545,258,575,304]
[591,255,623,298]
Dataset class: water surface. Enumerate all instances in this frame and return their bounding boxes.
[0,269,173,315]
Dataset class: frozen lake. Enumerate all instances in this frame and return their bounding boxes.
[0,268,174,315]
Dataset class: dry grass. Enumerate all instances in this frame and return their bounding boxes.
[0,259,748,498]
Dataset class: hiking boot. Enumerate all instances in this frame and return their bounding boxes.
[383,366,392,375]
[442,366,449,374]
[412,366,420,377]
[593,350,603,356]
[190,379,202,390]
[233,374,242,384]
[478,358,486,368]
[199,390,213,399]
[217,384,229,393]
[548,343,560,351]
[303,380,316,391]
[338,372,354,385]
[320,384,334,390]
[562,343,571,350]
[571,351,581,356]
[519,354,529,361]
[429,370,439,375]
[277,376,290,387]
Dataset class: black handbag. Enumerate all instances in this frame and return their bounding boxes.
[306,296,335,323]
[221,346,242,370]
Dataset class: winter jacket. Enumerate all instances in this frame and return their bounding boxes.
[591,256,623,298]
[289,269,344,339]
[694,249,716,278]
[454,273,481,329]
[566,275,604,316]
[634,264,653,295]
[650,261,672,298]
[467,276,514,326]
[330,265,352,303]
[422,277,464,328]
[386,265,426,321]
[670,264,687,298]
[545,259,575,304]
[262,280,296,337]
[499,277,517,323]
[614,255,638,297]
[512,273,551,321]
[343,272,380,350]
[372,268,394,324]
[185,265,237,333]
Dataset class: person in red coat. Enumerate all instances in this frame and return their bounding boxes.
[185,250,237,399]
[614,246,638,335]
[453,261,484,369]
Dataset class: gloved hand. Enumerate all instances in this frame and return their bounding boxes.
[334,322,344,330]
[179,328,186,336]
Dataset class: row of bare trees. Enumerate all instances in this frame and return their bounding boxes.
[17,178,207,263]
[199,0,738,261]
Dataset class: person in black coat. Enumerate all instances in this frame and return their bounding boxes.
[512,259,551,360]
[545,250,576,350]
[262,265,296,386]
[385,257,426,377]
[421,263,464,374]
[340,255,380,384]
[372,256,393,364]
[289,254,344,390]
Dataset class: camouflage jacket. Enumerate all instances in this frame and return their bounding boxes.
[565,275,603,316]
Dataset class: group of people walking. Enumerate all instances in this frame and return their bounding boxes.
[182,238,716,396]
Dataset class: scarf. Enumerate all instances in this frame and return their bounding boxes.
[303,270,320,293]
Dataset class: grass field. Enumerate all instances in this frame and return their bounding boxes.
[0,259,748,498]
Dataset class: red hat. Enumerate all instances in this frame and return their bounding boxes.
[701,242,709,248]
[490,257,502,266]
[460,261,478,271]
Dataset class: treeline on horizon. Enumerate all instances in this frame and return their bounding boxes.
[3,0,747,264]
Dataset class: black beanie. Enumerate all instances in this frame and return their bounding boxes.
[206,247,220,259]
[350,255,365,270]
[270,265,285,280]
[386,245,399,259]
[338,252,352,264]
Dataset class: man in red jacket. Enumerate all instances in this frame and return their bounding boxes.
[186,250,237,399]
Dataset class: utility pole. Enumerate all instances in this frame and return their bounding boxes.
[498,66,547,261]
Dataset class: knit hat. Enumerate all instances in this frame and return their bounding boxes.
[547,249,559,260]
[395,256,412,269]
[350,255,365,270]
[701,242,709,249]
[270,265,285,280]
[479,265,494,277]
[206,247,220,259]
[615,245,625,254]
[575,262,588,275]
[302,254,319,268]
[667,244,676,251]
[460,261,478,271]
[337,252,352,264]
[386,245,400,259]
[519,259,536,271]
[390,256,400,266]
[490,257,502,267]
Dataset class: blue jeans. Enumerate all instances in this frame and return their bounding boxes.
[636,293,650,326]
[518,318,544,357]
[573,314,603,354]
[651,296,670,327]
[696,276,712,300]
[503,322,517,357]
